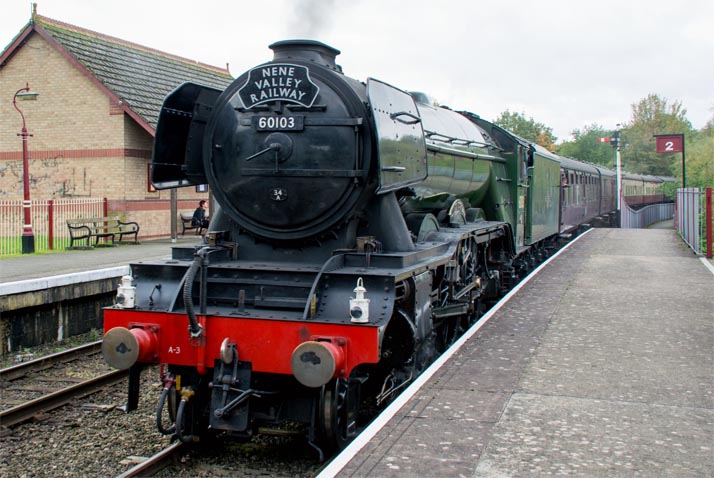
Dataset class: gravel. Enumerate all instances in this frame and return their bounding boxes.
[1,368,165,477]
[1,351,323,478]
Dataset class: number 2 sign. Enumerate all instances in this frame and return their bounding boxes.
[655,134,684,153]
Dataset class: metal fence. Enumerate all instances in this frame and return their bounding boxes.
[621,201,675,229]
[0,198,106,256]
[675,188,713,258]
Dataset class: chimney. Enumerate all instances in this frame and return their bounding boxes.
[269,40,341,72]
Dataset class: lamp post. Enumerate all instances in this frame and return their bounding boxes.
[599,125,623,227]
[614,124,622,228]
[13,83,39,254]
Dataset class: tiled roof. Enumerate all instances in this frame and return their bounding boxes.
[35,15,234,131]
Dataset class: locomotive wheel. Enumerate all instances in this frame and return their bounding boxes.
[318,378,354,451]
[436,315,470,351]
[471,297,488,323]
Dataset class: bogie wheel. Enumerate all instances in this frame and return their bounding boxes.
[318,378,357,452]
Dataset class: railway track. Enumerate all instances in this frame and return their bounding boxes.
[0,340,128,428]
[1,340,102,381]
[1,342,320,477]
[116,438,322,478]
[116,441,185,478]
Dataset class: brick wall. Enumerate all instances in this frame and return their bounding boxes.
[1,36,124,150]
[1,32,210,238]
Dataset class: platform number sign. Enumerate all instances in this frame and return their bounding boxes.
[655,134,683,153]
[654,133,686,188]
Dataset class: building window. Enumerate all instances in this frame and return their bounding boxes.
[196,184,208,193]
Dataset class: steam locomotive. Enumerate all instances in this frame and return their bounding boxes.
[101,40,670,456]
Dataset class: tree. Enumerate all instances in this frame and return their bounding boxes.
[556,124,616,168]
[620,94,693,177]
[493,110,557,151]
[685,116,714,188]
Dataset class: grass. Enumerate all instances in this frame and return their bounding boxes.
[0,235,73,257]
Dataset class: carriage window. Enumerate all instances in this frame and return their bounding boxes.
[576,173,581,203]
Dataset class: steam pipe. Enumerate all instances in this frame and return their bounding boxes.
[156,386,176,435]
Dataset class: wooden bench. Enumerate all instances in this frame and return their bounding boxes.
[180,212,206,236]
[66,216,140,249]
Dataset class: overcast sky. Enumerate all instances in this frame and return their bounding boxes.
[3,0,713,142]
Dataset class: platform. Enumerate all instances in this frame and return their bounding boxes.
[322,228,714,477]
[0,236,203,350]
[0,236,200,286]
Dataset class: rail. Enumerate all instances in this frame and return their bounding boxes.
[0,197,106,255]
[0,340,128,427]
[676,187,713,258]
[0,369,127,427]
[115,442,185,478]
[0,341,101,381]
[620,201,675,229]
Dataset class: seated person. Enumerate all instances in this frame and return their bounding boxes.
[192,200,210,229]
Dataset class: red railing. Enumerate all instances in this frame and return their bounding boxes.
[709,188,713,258]
[0,198,106,256]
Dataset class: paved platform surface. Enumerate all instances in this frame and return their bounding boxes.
[0,236,200,284]
[329,228,713,477]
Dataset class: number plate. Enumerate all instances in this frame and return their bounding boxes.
[253,115,304,131]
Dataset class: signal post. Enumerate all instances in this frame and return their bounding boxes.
[599,126,622,227]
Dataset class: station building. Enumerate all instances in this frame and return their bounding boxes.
[0,6,233,238]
